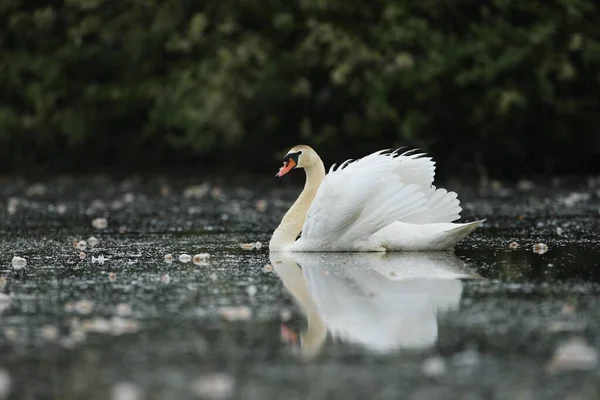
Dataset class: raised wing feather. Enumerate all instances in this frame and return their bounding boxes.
[300,149,434,246]
[299,149,464,248]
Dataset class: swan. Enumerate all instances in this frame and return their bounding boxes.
[271,251,477,357]
[270,145,484,252]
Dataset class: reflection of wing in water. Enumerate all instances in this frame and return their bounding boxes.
[270,252,477,358]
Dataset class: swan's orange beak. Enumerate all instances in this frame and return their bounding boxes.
[276,158,297,177]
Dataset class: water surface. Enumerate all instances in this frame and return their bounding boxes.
[1,177,600,399]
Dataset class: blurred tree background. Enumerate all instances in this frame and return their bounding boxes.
[0,0,599,180]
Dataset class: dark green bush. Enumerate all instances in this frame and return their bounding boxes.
[1,0,599,178]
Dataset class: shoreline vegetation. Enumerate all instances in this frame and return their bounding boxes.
[1,0,599,179]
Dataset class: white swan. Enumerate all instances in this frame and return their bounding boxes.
[270,145,484,252]
[271,251,477,358]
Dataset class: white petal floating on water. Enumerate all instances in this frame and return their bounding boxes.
[108,272,117,282]
[91,217,108,229]
[11,256,26,269]
[422,355,447,377]
[6,197,18,215]
[111,381,142,400]
[218,306,251,321]
[509,241,519,249]
[161,274,171,284]
[263,264,273,273]
[246,285,257,297]
[79,252,86,260]
[279,309,292,322]
[0,369,11,400]
[179,254,192,263]
[76,240,87,251]
[164,254,173,263]
[255,199,267,212]
[40,325,59,341]
[116,303,132,317]
[92,255,105,264]
[547,337,599,373]
[73,300,94,315]
[451,347,480,367]
[254,242,262,250]
[533,243,549,254]
[191,373,235,400]
[87,236,99,247]
[183,183,210,199]
[193,253,211,266]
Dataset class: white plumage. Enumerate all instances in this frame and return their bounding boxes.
[270,145,484,252]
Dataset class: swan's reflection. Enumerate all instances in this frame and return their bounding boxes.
[270,252,478,359]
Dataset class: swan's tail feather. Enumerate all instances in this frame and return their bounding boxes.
[375,219,485,251]
[402,188,462,224]
[442,219,485,247]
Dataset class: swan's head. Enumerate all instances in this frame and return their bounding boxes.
[276,145,318,177]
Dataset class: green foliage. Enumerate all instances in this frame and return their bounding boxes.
[0,0,599,177]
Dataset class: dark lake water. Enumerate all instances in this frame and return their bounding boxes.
[1,176,600,400]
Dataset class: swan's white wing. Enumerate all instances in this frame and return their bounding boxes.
[299,149,432,248]
[390,150,462,224]
[297,149,465,249]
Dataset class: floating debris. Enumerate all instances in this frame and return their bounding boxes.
[547,337,598,373]
[0,277,6,290]
[193,253,210,266]
[556,227,563,236]
[240,242,262,251]
[116,303,132,317]
[110,317,140,335]
[533,243,549,254]
[112,381,142,400]
[560,192,591,208]
[183,183,210,199]
[509,241,519,249]
[246,285,258,297]
[123,193,135,203]
[161,274,171,284]
[451,347,480,367]
[91,217,108,229]
[422,355,447,377]
[0,369,11,400]
[73,300,94,315]
[164,254,173,263]
[56,204,67,214]
[92,255,105,264]
[87,236,100,247]
[263,264,273,273]
[255,199,268,212]
[3,327,17,341]
[191,373,235,400]
[40,325,59,341]
[11,256,26,269]
[25,183,47,197]
[218,306,251,321]
[179,254,192,263]
[210,273,218,281]
[6,197,18,215]
[279,309,293,322]
[82,318,112,334]
[108,272,117,282]
[79,252,86,260]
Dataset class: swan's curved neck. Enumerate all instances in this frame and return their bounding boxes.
[269,160,325,251]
